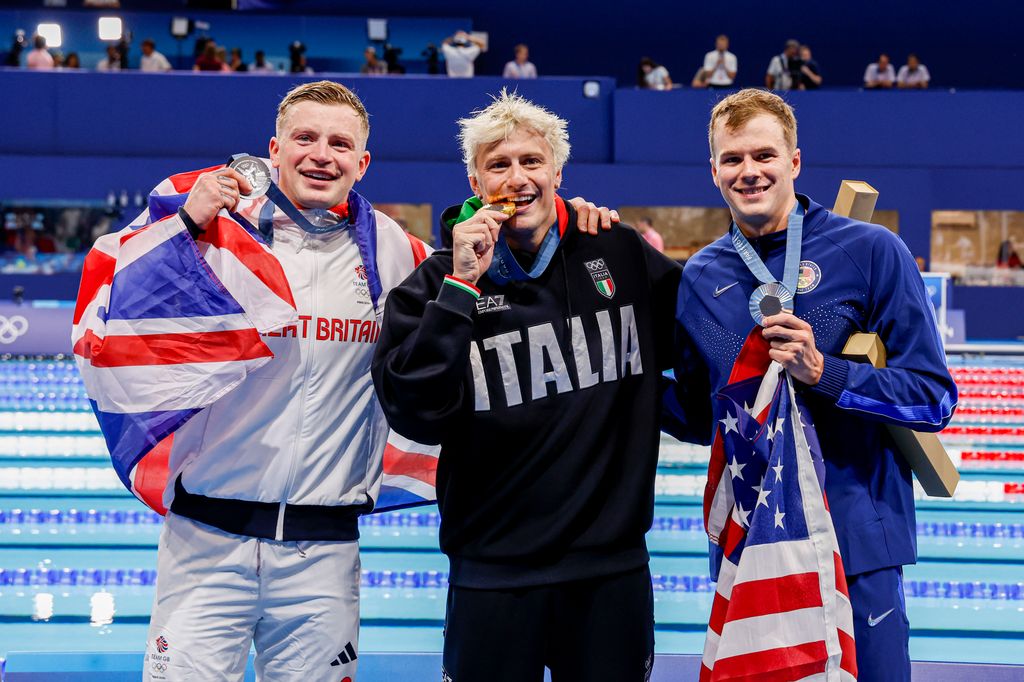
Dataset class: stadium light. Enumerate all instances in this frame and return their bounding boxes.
[97,16,123,41]
[36,23,62,48]
[170,17,191,39]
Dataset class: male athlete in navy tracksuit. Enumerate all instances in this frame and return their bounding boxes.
[672,89,957,681]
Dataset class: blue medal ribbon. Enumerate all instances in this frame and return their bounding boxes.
[487,226,560,286]
[231,154,383,313]
[729,201,805,325]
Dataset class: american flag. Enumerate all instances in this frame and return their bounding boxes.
[701,330,857,682]
[72,164,438,514]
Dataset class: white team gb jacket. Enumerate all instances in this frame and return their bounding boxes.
[165,199,428,539]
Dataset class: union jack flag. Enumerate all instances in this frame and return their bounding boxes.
[72,164,437,514]
[701,330,857,682]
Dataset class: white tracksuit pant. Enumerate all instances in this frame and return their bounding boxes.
[144,512,361,682]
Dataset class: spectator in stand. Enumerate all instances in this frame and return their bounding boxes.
[63,52,80,69]
[765,39,800,90]
[193,42,225,72]
[441,31,484,78]
[423,43,441,74]
[997,240,1022,269]
[383,44,405,74]
[635,216,665,253]
[26,35,54,70]
[97,44,123,71]
[502,43,537,79]
[229,47,248,72]
[215,46,232,72]
[898,53,930,89]
[864,53,896,89]
[702,34,737,89]
[361,46,387,75]
[638,56,673,90]
[140,39,172,73]
[292,53,314,74]
[249,50,275,73]
[798,44,822,89]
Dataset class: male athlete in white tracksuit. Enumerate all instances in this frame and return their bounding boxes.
[142,81,427,682]
[141,80,617,682]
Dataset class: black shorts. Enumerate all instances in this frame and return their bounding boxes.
[442,565,655,682]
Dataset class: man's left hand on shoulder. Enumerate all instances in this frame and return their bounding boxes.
[762,313,824,385]
[568,197,619,235]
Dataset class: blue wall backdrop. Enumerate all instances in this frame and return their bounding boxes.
[0,71,1021,338]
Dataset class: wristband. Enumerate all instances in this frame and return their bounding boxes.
[443,274,481,299]
[177,206,204,240]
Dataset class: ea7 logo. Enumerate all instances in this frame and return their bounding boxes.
[475,294,510,314]
[584,259,615,299]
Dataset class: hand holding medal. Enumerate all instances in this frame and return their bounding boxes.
[228,155,272,200]
[181,164,255,228]
[731,202,823,384]
[451,194,514,284]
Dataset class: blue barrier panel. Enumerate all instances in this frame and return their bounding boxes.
[614,89,1024,169]
[0,71,614,164]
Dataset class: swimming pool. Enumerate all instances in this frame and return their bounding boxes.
[0,355,1022,668]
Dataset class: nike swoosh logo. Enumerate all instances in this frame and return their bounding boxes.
[714,282,739,297]
[867,608,896,627]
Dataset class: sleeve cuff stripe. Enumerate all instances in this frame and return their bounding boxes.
[443,275,481,298]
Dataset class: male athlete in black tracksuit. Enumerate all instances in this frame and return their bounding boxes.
[372,91,707,681]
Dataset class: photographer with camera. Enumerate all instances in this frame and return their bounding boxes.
[289,40,313,74]
[765,38,800,90]
[442,30,484,78]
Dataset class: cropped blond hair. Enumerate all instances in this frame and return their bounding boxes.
[458,89,571,179]
[708,88,797,155]
[276,80,370,143]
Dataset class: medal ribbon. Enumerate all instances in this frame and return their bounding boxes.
[229,154,383,313]
[729,201,805,299]
[449,196,568,286]
[487,223,560,286]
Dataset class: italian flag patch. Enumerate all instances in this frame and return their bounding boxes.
[584,258,616,299]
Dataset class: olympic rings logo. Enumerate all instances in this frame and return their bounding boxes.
[0,316,28,344]
[152,662,168,673]
[584,259,606,271]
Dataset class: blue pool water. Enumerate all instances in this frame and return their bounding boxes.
[0,356,1023,667]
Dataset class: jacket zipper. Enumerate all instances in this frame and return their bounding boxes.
[275,237,318,540]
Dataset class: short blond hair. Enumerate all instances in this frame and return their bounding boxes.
[708,88,797,156]
[458,89,571,179]
[276,80,370,143]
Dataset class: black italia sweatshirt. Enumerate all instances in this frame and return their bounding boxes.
[372,200,683,588]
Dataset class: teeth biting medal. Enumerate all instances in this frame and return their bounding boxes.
[482,195,517,217]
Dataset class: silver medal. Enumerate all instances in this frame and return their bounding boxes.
[228,155,271,200]
[749,282,794,327]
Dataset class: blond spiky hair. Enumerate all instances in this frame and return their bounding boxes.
[458,88,571,179]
